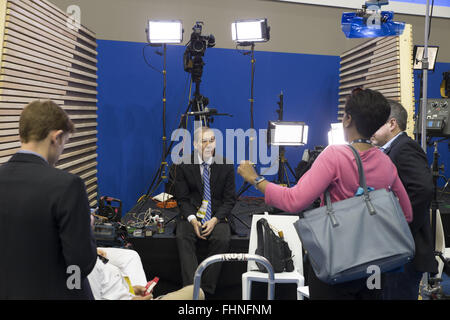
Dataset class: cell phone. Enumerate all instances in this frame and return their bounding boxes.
[144,277,159,296]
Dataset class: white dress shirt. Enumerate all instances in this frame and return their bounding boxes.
[380,131,404,152]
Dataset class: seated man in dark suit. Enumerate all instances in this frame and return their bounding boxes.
[0,100,97,299]
[174,126,236,297]
[371,100,438,300]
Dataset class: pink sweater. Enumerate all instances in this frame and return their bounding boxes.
[265,145,413,222]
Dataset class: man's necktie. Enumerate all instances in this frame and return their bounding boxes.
[201,162,212,223]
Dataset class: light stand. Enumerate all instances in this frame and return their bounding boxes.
[161,44,168,184]
[413,44,439,142]
[235,42,257,197]
[237,92,305,197]
[420,0,432,152]
[414,1,450,299]
[274,92,298,187]
[232,19,270,197]
[132,20,184,216]
[249,43,256,152]
[420,141,450,299]
[136,43,171,212]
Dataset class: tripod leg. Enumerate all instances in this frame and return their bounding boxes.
[231,212,250,230]
[237,182,253,198]
[283,163,290,187]
[286,161,297,181]
[163,213,179,226]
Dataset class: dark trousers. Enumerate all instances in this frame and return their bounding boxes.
[176,219,230,295]
[306,260,384,300]
[382,262,423,300]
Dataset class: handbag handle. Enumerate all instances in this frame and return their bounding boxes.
[256,218,267,253]
[323,145,377,227]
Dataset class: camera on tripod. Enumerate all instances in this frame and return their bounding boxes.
[295,146,325,181]
[183,21,215,79]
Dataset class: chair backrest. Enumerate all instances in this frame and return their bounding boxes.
[247,213,303,274]
[436,209,446,277]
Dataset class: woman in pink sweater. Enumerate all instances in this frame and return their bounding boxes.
[238,88,412,300]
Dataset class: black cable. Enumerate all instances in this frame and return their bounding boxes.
[142,44,162,74]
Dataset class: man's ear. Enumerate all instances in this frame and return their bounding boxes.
[388,118,398,132]
[50,130,64,144]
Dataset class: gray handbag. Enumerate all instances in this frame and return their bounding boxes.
[293,144,415,285]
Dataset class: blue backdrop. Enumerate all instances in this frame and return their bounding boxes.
[97,39,450,213]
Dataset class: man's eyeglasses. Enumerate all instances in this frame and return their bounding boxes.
[201,137,216,144]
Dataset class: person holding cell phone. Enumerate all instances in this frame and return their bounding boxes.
[88,247,204,300]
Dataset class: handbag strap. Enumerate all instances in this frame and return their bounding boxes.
[346,144,376,215]
[347,144,367,191]
[323,145,377,227]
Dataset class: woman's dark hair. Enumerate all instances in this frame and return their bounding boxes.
[345,88,390,138]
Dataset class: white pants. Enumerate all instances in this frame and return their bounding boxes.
[87,248,148,300]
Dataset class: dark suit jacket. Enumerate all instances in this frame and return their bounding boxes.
[385,132,438,273]
[174,155,236,222]
[0,153,97,299]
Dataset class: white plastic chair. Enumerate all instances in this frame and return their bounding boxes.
[242,213,309,300]
[435,209,447,278]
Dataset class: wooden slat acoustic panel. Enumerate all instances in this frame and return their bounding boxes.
[0,0,98,207]
[338,24,415,137]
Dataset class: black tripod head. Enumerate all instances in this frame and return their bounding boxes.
[191,93,209,112]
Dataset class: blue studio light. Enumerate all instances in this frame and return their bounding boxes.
[341,1,405,38]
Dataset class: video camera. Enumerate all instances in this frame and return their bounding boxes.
[98,196,122,222]
[183,21,215,82]
[92,218,131,248]
[295,146,325,180]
